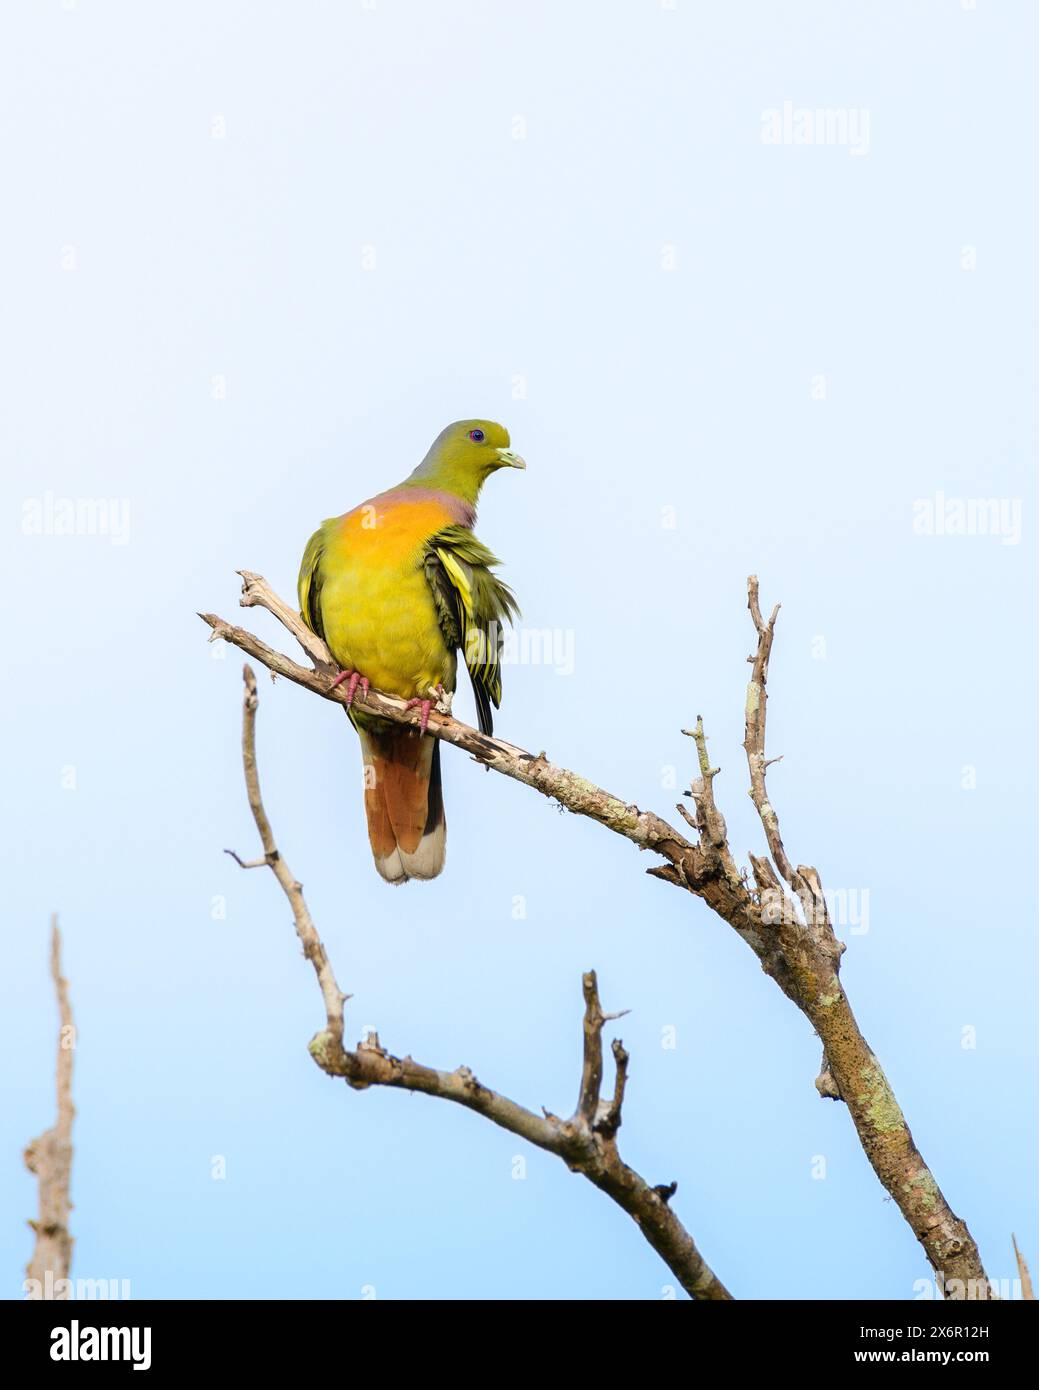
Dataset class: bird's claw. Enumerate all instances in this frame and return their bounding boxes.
[405,698,434,734]
[330,669,370,709]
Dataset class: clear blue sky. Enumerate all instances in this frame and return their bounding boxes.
[2,1,1035,1299]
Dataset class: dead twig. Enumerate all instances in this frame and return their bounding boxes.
[24,916,75,1296]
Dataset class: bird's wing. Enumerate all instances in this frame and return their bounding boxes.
[298,524,328,641]
[423,525,519,735]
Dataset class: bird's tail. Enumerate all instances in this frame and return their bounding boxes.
[356,722,446,883]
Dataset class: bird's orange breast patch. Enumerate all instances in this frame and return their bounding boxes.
[337,494,457,565]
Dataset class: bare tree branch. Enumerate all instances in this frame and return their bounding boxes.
[744,582,814,918]
[24,915,75,1295]
[202,571,992,1298]
[227,667,347,1040]
[737,576,990,1298]
[1012,1235,1034,1301]
[228,663,732,1301]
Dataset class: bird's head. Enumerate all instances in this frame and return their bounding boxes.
[406,419,526,503]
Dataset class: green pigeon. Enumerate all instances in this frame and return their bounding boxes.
[298,420,524,882]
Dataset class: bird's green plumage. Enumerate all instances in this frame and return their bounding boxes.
[298,527,327,643]
[297,419,522,734]
[424,527,519,733]
[296,419,523,882]
[402,418,526,506]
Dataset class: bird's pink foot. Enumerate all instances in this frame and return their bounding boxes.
[405,697,434,733]
[330,669,370,708]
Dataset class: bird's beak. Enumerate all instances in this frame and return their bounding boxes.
[495,448,526,470]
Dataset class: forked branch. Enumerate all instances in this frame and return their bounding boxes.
[229,664,731,1300]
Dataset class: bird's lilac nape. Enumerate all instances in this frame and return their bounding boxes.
[375,486,475,529]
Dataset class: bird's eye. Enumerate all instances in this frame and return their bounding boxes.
[468,428,485,442]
